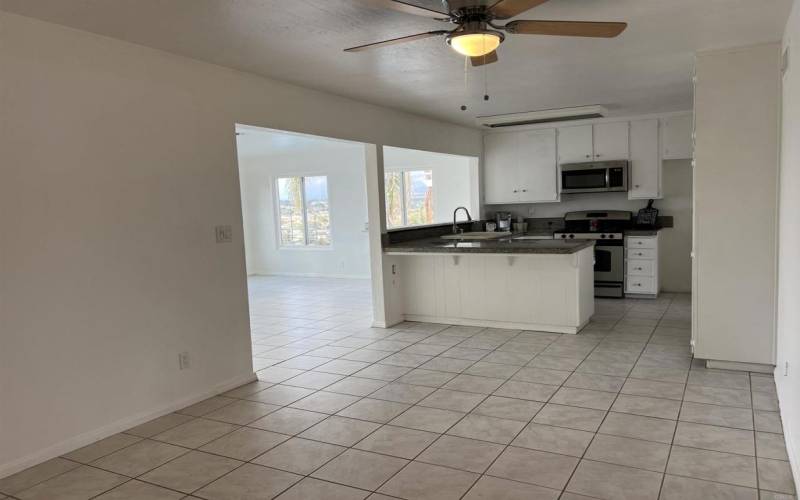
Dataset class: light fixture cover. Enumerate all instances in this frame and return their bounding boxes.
[448,32,501,57]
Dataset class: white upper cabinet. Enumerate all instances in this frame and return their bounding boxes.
[557,125,593,164]
[484,132,519,204]
[484,129,559,204]
[593,121,630,161]
[629,119,661,199]
[661,114,694,159]
[518,128,558,203]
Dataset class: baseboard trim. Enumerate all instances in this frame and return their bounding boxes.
[248,272,371,280]
[0,372,257,480]
[775,374,800,496]
[705,359,775,373]
[403,315,581,335]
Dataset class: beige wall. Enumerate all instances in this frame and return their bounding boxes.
[0,12,481,477]
[487,160,693,293]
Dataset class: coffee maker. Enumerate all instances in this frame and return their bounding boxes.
[495,211,512,232]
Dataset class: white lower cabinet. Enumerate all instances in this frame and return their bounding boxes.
[625,234,659,297]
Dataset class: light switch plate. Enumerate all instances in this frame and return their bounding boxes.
[215,225,232,243]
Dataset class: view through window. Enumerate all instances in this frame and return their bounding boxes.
[385,170,433,229]
[276,175,330,246]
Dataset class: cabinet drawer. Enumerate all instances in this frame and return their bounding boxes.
[627,248,656,260]
[626,237,657,249]
[626,276,656,293]
[627,259,655,276]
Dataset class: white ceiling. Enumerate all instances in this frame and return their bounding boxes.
[1,0,792,127]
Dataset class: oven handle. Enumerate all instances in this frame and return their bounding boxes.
[604,168,610,189]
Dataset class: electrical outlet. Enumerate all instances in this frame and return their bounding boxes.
[179,351,190,370]
[215,225,232,243]
[528,207,536,216]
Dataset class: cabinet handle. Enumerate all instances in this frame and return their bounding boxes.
[635,184,640,188]
[585,154,591,158]
[635,267,643,271]
[637,241,643,245]
[513,189,518,193]
[595,154,602,158]
[635,283,642,287]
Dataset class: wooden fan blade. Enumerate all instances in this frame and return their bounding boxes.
[344,30,449,52]
[360,0,450,19]
[505,20,627,37]
[471,50,499,66]
[489,0,550,20]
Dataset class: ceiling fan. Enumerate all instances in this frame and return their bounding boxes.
[345,0,627,66]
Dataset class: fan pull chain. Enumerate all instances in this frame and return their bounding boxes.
[461,56,469,111]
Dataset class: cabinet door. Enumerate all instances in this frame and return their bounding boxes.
[517,128,559,202]
[593,121,629,160]
[483,132,519,204]
[557,125,593,164]
[661,114,693,159]
[628,119,661,199]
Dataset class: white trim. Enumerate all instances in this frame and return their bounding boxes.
[403,314,585,335]
[0,372,257,480]
[248,272,370,280]
[776,374,800,494]
[704,359,775,374]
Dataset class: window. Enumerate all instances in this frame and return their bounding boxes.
[276,175,330,246]
[385,170,433,229]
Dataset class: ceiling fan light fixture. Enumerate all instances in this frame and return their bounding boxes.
[447,31,503,57]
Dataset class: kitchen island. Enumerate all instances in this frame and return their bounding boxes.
[383,237,595,334]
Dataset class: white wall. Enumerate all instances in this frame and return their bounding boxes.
[383,146,479,227]
[0,11,481,477]
[692,43,780,366]
[778,3,800,487]
[237,128,370,279]
[487,160,693,293]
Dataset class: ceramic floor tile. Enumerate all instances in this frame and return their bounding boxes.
[389,406,465,433]
[367,383,435,404]
[565,459,663,500]
[16,466,126,500]
[204,400,279,425]
[756,432,789,460]
[419,357,476,373]
[753,391,780,411]
[312,449,407,490]
[336,398,411,423]
[289,391,360,413]
[532,403,606,432]
[584,434,670,472]
[93,479,185,500]
[465,361,521,379]
[679,401,754,430]
[353,364,411,382]
[299,416,381,446]
[378,461,479,500]
[397,369,457,388]
[754,411,784,434]
[418,388,486,412]
[275,477,369,500]
[253,437,344,475]
[610,394,681,419]
[512,422,593,457]
[153,418,239,448]
[487,446,578,490]
[417,435,504,473]
[178,396,237,417]
[472,396,543,422]
[621,378,685,400]
[598,411,676,444]
[315,359,372,376]
[447,414,525,444]
[245,385,316,406]
[527,355,583,371]
[125,413,195,438]
[549,387,616,411]
[683,385,752,408]
[563,372,626,393]
[673,421,755,455]
[493,380,558,402]
[444,374,506,394]
[462,476,560,500]
[666,445,757,488]
[354,425,439,459]
[757,458,796,495]
[200,427,289,461]
[659,474,758,500]
[324,376,388,396]
[248,407,327,435]
[62,434,142,464]
[91,440,188,477]
[194,463,301,500]
[139,450,241,494]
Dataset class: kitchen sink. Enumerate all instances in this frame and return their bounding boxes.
[440,231,511,240]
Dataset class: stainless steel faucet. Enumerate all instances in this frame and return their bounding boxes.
[453,207,472,234]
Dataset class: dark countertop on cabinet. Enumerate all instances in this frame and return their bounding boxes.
[383,236,594,255]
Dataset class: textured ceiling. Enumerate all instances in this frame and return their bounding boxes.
[1,0,792,127]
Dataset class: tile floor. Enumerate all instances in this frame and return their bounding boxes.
[1,276,796,500]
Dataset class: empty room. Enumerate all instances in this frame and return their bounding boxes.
[1,1,798,499]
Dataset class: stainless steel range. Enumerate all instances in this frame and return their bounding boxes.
[555,211,632,298]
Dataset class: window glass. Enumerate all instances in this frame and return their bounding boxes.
[384,169,433,228]
[304,176,330,246]
[277,177,305,245]
[277,176,330,246]
[384,171,404,229]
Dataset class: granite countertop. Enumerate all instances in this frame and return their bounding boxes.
[383,235,594,255]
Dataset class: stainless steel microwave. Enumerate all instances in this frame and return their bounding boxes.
[560,160,629,194]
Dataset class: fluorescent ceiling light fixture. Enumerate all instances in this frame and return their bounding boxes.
[447,32,502,57]
[477,105,609,128]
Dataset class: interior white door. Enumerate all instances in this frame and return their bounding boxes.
[557,125,593,164]
[593,121,629,160]
[628,119,661,199]
[517,128,559,202]
[483,132,519,204]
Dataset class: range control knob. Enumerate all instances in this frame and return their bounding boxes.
[608,234,615,239]
[560,234,567,239]
[569,234,575,239]
[600,234,606,239]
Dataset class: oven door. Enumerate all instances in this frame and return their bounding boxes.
[561,167,609,193]
[594,243,624,282]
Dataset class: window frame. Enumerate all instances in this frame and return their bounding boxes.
[384,168,434,229]
[273,174,333,249]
